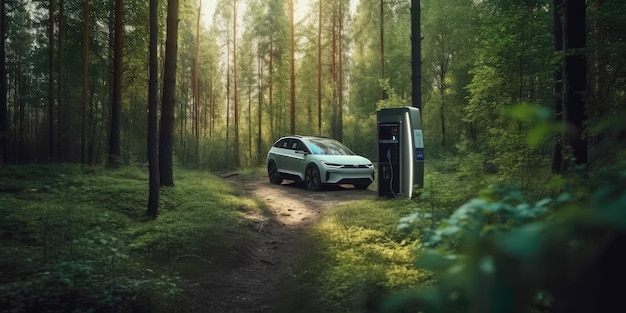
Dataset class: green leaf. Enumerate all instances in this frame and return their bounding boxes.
[416,250,457,271]
[589,111,626,135]
[526,123,550,146]
[495,225,542,258]
[508,103,550,123]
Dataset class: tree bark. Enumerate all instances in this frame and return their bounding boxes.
[48,0,55,162]
[552,0,563,173]
[562,0,587,167]
[0,0,8,164]
[233,0,239,166]
[81,0,89,164]
[57,0,64,162]
[411,0,422,110]
[257,43,263,165]
[109,0,123,167]
[193,0,201,141]
[317,0,322,135]
[289,0,295,135]
[337,0,343,142]
[159,0,179,187]
[380,0,385,100]
[147,0,159,219]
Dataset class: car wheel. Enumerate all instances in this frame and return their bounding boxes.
[305,165,322,191]
[268,162,283,184]
[354,183,370,190]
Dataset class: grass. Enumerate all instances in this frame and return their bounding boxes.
[0,159,558,312]
[277,198,434,313]
[275,157,554,313]
[0,164,263,312]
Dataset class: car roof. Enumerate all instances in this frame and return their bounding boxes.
[280,135,332,141]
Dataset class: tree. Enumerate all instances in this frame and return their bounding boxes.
[233,0,240,166]
[159,0,179,187]
[552,0,564,173]
[562,0,587,167]
[422,0,476,149]
[81,0,89,164]
[48,0,55,162]
[57,0,64,161]
[289,0,295,135]
[317,0,322,135]
[329,0,347,141]
[0,0,7,164]
[411,0,421,110]
[193,0,201,144]
[147,0,159,219]
[109,0,123,167]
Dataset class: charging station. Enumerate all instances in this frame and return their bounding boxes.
[377,107,424,198]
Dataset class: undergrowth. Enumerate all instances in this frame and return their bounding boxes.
[0,164,259,312]
[280,157,557,313]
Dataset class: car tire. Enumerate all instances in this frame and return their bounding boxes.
[354,183,370,190]
[268,162,283,184]
[305,164,322,191]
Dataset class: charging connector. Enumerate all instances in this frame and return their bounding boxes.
[386,149,396,198]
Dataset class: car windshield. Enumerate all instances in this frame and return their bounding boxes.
[305,138,354,155]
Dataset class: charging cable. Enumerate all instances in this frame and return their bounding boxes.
[387,149,396,198]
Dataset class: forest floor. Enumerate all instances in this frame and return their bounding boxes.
[185,173,376,312]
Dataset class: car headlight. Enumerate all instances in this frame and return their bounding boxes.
[321,161,343,169]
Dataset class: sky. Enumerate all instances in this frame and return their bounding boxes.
[201,0,309,29]
[201,0,359,30]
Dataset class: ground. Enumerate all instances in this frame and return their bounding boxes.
[185,173,376,312]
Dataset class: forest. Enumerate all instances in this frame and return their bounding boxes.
[1,0,626,312]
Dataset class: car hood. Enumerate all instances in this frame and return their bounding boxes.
[315,154,372,165]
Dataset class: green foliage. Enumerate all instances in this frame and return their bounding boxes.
[390,166,626,313]
[283,200,434,313]
[0,164,257,312]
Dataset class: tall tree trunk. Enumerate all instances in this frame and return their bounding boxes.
[257,44,263,165]
[269,39,274,139]
[147,0,159,219]
[317,0,322,135]
[0,0,8,164]
[380,0,385,100]
[337,0,343,142]
[48,0,55,162]
[411,0,422,110]
[331,2,337,139]
[159,0,179,187]
[209,76,214,137]
[179,64,185,149]
[109,0,123,167]
[226,25,230,142]
[82,0,89,164]
[57,0,64,162]
[289,0,295,135]
[233,0,239,166]
[439,50,448,147]
[562,0,587,167]
[193,0,201,142]
[17,64,23,162]
[552,0,563,173]
[248,71,252,163]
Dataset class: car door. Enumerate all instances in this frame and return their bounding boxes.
[272,138,292,173]
[285,139,310,179]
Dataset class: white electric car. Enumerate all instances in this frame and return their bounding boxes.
[266,135,375,191]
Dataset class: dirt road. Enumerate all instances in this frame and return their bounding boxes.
[188,174,376,312]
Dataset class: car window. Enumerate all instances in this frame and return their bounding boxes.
[305,138,354,155]
[291,139,311,153]
[275,138,291,149]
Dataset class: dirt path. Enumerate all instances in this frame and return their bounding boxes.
[188,174,376,312]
